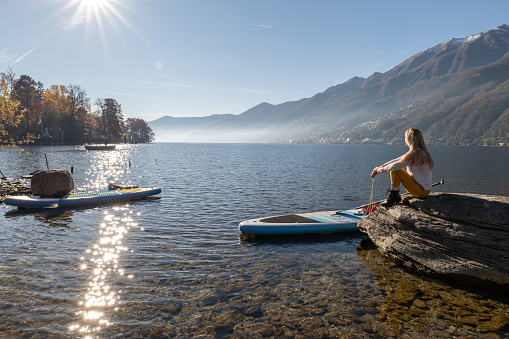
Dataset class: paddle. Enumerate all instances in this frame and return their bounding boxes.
[356,179,445,209]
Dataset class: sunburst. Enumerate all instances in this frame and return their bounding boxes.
[79,0,114,18]
[74,0,118,27]
[65,0,142,48]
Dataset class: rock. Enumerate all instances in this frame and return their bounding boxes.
[0,178,31,198]
[243,305,263,318]
[394,280,419,304]
[477,314,509,332]
[30,169,74,196]
[358,193,509,293]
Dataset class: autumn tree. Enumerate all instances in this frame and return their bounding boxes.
[125,117,155,143]
[12,74,44,136]
[83,110,100,143]
[3,71,151,145]
[66,84,90,142]
[0,68,22,144]
[40,85,69,142]
[96,98,124,141]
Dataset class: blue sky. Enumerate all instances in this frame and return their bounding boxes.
[2,0,508,121]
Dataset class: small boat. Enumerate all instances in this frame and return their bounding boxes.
[85,144,116,150]
[3,187,161,209]
[238,208,368,235]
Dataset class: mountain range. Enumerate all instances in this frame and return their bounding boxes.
[149,24,509,145]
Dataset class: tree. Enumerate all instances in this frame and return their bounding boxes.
[0,68,22,144]
[40,85,69,142]
[82,109,100,143]
[4,71,151,145]
[96,98,124,141]
[12,74,44,136]
[67,84,90,142]
[125,117,155,143]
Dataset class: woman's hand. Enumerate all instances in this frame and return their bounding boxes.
[371,167,378,178]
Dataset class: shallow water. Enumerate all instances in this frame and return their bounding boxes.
[0,143,508,338]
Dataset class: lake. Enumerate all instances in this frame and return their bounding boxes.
[0,143,508,338]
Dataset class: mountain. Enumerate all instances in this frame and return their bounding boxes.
[150,25,509,144]
[356,55,509,144]
[150,114,234,130]
[324,24,509,145]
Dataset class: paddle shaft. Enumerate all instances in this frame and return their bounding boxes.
[356,179,444,209]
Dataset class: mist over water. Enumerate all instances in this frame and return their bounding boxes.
[152,127,284,143]
[0,143,507,337]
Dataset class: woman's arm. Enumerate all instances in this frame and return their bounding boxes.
[371,155,409,177]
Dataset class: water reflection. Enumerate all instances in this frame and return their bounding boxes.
[240,232,368,254]
[5,208,75,227]
[70,205,138,337]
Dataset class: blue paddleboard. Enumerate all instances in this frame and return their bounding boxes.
[3,187,161,209]
[238,208,366,235]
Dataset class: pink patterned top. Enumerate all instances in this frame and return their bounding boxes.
[376,154,432,190]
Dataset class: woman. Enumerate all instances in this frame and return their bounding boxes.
[371,128,434,207]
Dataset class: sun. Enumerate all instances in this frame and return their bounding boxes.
[78,0,113,19]
[81,0,110,10]
[70,0,130,36]
[65,0,142,54]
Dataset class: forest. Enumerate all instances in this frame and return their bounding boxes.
[0,68,154,145]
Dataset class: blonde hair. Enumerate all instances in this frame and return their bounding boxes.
[402,128,434,169]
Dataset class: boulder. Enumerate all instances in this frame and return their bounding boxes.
[358,193,509,293]
[31,169,74,196]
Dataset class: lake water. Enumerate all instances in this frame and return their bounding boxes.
[0,143,508,338]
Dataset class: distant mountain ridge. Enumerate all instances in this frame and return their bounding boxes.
[149,114,235,142]
[150,24,509,144]
[362,54,509,144]
[150,114,234,130]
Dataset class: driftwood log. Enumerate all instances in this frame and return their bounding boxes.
[0,179,31,202]
[358,193,509,293]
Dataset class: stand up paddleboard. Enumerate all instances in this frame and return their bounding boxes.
[3,187,161,209]
[239,180,444,236]
[238,208,368,236]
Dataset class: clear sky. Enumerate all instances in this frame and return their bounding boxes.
[2,0,508,121]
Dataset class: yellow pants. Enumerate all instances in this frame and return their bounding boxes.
[390,169,430,198]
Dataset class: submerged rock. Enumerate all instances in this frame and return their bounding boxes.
[358,193,509,293]
[356,238,509,336]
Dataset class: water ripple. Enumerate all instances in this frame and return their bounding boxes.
[0,144,508,337]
